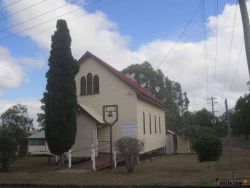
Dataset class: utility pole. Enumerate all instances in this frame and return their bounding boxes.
[207,97,218,125]
[207,97,218,116]
[225,99,235,182]
[239,0,250,77]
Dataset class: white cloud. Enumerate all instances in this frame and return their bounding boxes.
[0,47,25,88]
[136,3,249,113]
[2,0,249,114]
[19,56,45,68]
[2,0,142,69]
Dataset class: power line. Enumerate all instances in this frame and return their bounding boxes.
[0,0,103,42]
[230,42,244,90]
[156,0,202,68]
[213,0,219,96]
[202,0,209,99]
[3,0,117,47]
[0,1,76,33]
[0,0,47,21]
[221,3,238,98]
[0,0,24,12]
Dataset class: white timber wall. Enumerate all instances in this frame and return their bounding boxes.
[166,134,174,154]
[71,111,97,157]
[176,135,191,153]
[28,144,50,155]
[137,99,167,153]
[76,56,138,152]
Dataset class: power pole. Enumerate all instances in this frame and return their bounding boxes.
[225,99,235,182]
[207,97,218,125]
[207,97,218,116]
[239,0,250,77]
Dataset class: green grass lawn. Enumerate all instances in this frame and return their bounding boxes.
[0,147,249,186]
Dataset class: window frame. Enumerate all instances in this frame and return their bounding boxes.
[159,116,161,134]
[149,113,152,134]
[143,111,146,134]
[93,75,100,94]
[80,76,86,95]
[154,115,157,134]
[87,73,93,94]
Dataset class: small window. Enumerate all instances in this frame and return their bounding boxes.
[159,116,161,134]
[87,73,93,94]
[28,138,45,146]
[80,76,86,95]
[149,113,152,134]
[93,75,99,94]
[143,112,146,134]
[154,115,157,134]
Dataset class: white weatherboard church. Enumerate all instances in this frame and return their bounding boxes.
[28,51,182,158]
[71,51,171,157]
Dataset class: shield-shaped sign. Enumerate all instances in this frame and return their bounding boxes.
[103,105,118,126]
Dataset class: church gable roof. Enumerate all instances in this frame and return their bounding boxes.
[78,51,165,109]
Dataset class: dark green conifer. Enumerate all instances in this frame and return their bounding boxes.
[44,19,78,156]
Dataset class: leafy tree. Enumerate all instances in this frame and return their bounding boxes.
[0,135,17,171]
[0,104,33,156]
[193,134,223,169]
[194,108,214,127]
[233,93,250,140]
[181,111,195,127]
[180,125,215,143]
[37,104,45,129]
[44,19,79,159]
[116,137,144,173]
[122,62,189,131]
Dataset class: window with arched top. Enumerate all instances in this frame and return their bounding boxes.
[93,75,99,94]
[87,73,92,94]
[80,76,86,95]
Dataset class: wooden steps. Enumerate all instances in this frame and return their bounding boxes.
[72,154,112,171]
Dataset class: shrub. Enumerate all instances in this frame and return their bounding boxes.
[116,137,144,173]
[0,136,17,171]
[193,133,223,163]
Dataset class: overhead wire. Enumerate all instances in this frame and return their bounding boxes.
[3,0,118,47]
[0,0,103,42]
[221,3,238,98]
[230,42,244,90]
[202,0,209,100]
[0,0,78,33]
[213,0,219,97]
[0,0,47,21]
[0,0,24,12]
[156,0,202,68]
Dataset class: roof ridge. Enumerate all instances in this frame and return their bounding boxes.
[78,51,165,109]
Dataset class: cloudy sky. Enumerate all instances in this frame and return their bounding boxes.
[0,0,249,126]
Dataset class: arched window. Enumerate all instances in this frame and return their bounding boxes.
[93,75,99,94]
[80,76,86,95]
[87,73,92,94]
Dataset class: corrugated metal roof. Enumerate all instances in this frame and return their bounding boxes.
[78,103,105,124]
[28,130,45,139]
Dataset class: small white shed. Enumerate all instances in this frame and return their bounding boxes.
[166,130,175,154]
[175,134,191,154]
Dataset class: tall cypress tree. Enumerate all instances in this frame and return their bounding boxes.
[44,19,78,156]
